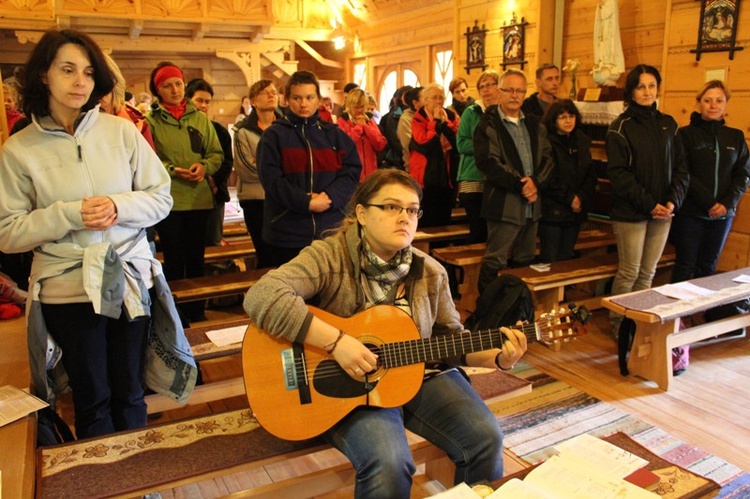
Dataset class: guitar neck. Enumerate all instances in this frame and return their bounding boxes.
[380,322,539,369]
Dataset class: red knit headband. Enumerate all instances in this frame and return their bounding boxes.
[153,65,184,90]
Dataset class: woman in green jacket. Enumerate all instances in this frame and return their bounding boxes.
[146,62,223,322]
[456,70,502,243]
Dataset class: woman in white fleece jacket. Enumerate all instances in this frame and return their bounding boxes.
[0,29,173,439]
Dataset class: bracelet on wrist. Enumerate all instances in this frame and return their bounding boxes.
[495,352,513,371]
[324,330,346,355]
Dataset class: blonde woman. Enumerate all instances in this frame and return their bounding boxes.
[338,88,387,180]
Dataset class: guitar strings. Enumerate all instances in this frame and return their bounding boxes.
[283,318,577,382]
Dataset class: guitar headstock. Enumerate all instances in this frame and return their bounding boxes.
[536,302,590,344]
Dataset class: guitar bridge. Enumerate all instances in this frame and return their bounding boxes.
[282,344,312,405]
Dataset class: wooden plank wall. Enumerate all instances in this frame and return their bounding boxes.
[660,0,750,271]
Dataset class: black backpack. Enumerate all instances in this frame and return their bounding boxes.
[464,274,535,331]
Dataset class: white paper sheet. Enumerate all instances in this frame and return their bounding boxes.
[205,325,247,347]
[653,282,714,301]
[0,385,48,429]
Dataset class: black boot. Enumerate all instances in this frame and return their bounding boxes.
[478,263,500,295]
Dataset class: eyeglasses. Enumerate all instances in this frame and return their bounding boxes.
[257,90,278,98]
[500,88,527,95]
[478,82,498,91]
[363,203,423,220]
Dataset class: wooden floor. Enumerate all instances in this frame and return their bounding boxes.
[55,306,750,497]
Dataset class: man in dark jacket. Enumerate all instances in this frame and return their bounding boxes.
[474,69,555,292]
[521,63,560,120]
[258,70,362,266]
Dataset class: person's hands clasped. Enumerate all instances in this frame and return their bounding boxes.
[496,326,528,370]
[81,196,118,231]
[309,192,332,212]
[332,334,379,379]
[521,177,538,203]
[650,201,674,220]
[571,195,582,213]
[708,202,727,219]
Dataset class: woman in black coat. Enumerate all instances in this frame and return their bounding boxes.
[538,99,597,262]
[671,80,750,282]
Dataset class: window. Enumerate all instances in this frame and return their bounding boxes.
[434,48,453,101]
[379,71,398,113]
[377,68,421,114]
[353,62,367,91]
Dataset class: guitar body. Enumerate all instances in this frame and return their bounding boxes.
[242,305,425,441]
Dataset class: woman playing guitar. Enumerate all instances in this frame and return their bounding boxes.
[243,168,528,498]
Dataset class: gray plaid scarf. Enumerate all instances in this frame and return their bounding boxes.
[360,238,412,306]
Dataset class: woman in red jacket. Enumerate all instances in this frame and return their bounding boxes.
[338,88,387,181]
[409,83,460,227]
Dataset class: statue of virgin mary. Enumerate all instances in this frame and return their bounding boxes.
[592,0,625,86]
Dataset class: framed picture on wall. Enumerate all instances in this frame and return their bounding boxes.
[464,21,487,73]
[501,14,528,69]
[692,0,743,60]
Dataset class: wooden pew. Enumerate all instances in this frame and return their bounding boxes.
[156,241,256,265]
[502,248,676,315]
[145,317,253,413]
[223,220,249,238]
[0,316,36,499]
[169,267,271,303]
[602,267,750,390]
[412,224,470,253]
[433,229,619,317]
[46,369,526,497]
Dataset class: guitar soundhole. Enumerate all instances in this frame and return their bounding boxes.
[313,360,379,398]
[312,341,385,399]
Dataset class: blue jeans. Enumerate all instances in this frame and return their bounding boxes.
[325,370,503,498]
[670,214,732,283]
[538,221,581,263]
[42,301,150,439]
[610,219,671,331]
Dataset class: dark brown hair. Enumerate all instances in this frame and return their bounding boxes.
[21,29,115,118]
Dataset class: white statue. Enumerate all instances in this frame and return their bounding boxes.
[592,0,625,86]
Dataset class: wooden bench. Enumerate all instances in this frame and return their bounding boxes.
[169,267,271,303]
[0,316,36,499]
[433,229,619,317]
[156,241,256,265]
[49,369,526,497]
[223,219,249,238]
[412,223,470,253]
[503,248,676,316]
[601,267,750,390]
[38,407,455,498]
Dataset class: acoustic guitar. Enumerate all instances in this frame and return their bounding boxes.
[242,304,589,441]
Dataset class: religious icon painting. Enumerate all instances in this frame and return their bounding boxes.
[464,21,487,73]
[501,14,528,69]
[692,0,743,60]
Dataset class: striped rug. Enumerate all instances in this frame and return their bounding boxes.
[494,364,749,498]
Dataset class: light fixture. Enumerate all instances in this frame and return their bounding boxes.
[330,18,348,50]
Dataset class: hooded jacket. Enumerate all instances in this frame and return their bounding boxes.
[146,100,223,211]
[676,111,750,218]
[606,103,689,222]
[257,111,361,248]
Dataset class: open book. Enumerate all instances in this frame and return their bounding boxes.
[489,451,657,498]
[488,433,658,498]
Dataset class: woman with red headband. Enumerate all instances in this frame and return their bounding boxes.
[146,62,224,323]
